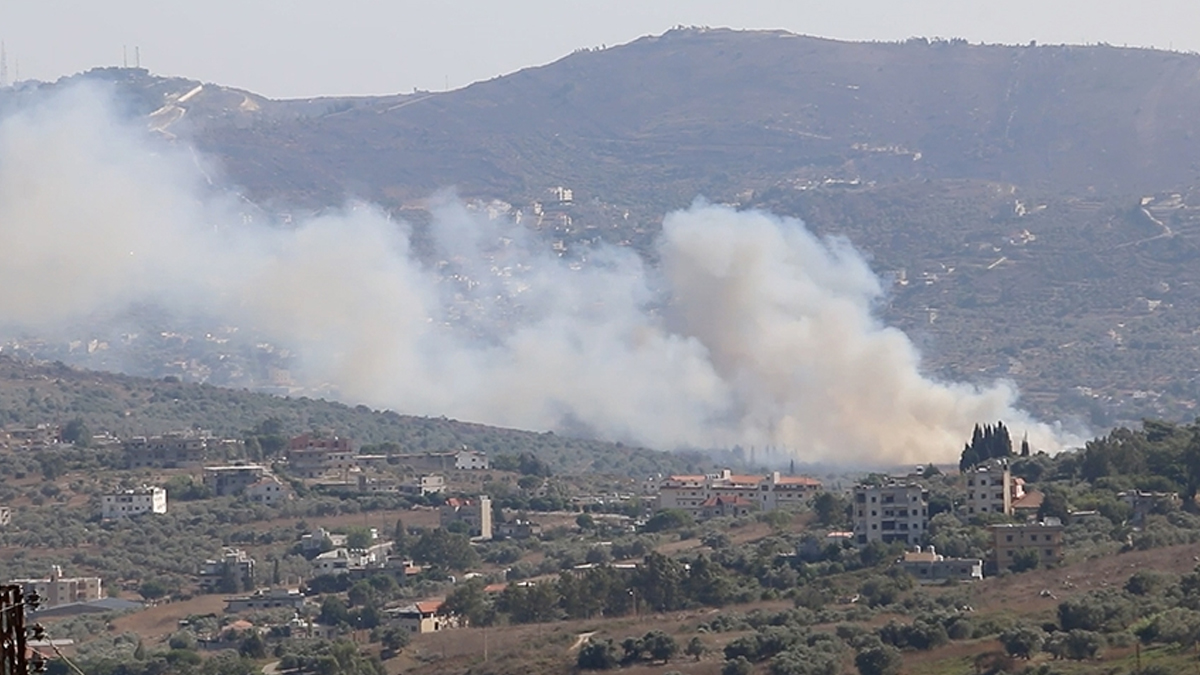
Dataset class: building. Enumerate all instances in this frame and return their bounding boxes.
[357,474,401,494]
[245,476,290,504]
[496,519,542,540]
[656,469,822,517]
[853,482,929,546]
[759,472,823,511]
[311,541,393,577]
[199,548,256,592]
[455,450,489,470]
[10,566,102,608]
[124,431,234,468]
[1120,490,1181,528]
[388,600,459,634]
[4,424,61,450]
[101,485,167,519]
[300,527,347,554]
[400,474,446,496]
[203,465,268,497]
[964,461,1024,517]
[700,494,755,519]
[990,519,1065,570]
[898,547,983,583]
[287,434,356,478]
[225,588,307,613]
[439,496,493,540]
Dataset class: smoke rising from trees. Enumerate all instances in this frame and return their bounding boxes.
[0,86,1076,465]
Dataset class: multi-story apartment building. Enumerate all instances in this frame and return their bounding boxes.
[198,548,256,592]
[11,566,103,607]
[203,465,268,497]
[401,474,446,496]
[440,496,493,540]
[990,519,1064,570]
[963,460,1024,517]
[759,472,823,511]
[124,431,237,468]
[853,482,929,546]
[287,433,357,478]
[657,469,823,516]
[101,485,167,519]
[245,475,290,504]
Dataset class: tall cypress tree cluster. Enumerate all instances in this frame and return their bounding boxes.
[959,421,1014,471]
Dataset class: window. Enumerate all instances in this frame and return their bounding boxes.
[1006,535,1013,542]
[1007,550,1014,557]
[980,479,988,486]
[1045,549,1054,557]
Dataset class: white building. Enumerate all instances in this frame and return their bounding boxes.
[101,485,167,519]
[853,482,929,546]
[245,475,290,505]
[898,547,983,583]
[455,450,489,470]
[759,472,823,512]
[401,474,446,496]
[964,461,1022,517]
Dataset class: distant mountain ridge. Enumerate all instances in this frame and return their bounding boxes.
[9,28,1200,429]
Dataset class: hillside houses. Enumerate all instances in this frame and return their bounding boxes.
[440,496,493,540]
[101,485,167,519]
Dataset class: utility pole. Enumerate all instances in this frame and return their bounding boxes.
[1,584,43,675]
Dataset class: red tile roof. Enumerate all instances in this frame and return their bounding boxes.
[415,600,444,614]
[701,495,754,508]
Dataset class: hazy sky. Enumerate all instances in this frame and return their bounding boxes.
[4,0,1200,99]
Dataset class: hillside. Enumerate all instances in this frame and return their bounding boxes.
[0,356,690,477]
[10,29,1200,428]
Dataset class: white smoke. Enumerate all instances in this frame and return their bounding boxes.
[0,85,1076,466]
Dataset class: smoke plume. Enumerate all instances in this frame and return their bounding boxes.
[0,85,1074,466]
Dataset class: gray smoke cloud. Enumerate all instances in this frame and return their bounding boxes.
[0,85,1077,466]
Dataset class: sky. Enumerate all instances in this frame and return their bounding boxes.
[3,0,1200,98]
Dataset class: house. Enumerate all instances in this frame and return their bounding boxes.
[898,547,983,583]
[287,433,357,478]
[759,472,823,512]
[357,474,401,493]
[198,548,256,592]
[10,566,102,608]
[455,449,489,470]
[400,474,446,496]
[101,485,167,519]
[496,519,542,540]
[990,519,1064,570]
[311,541,392,577]
[963,461,1024,517]
[300,527,347,554]
[387,600,460,634]
[1119,490,1180,528]
[700,494,755,519]
[440,496,493,540]
[245,475,290,504]
[225,587,307,613]
[1012,490,1044,519]
[853,482,929,546]
[202,465,268,497]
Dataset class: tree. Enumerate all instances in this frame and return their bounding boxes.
[1000,624,1044,659]
[854,644,902,675]
[379,627,409,656]
[576,513,595,530]
[686,636,706,661]
[411,528,479,571]
[1011,548,1040,573]
[644,509,693,533]
[444,578,490,626]
[642,631,678,663]
[346,527,374,550]
[139,578,170,600]
[812,492,850,528]
[721,656,753,675]
[239,632,267,659]
[578,639,620,670]
[62,418,90,447]
[318,596,350,626]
